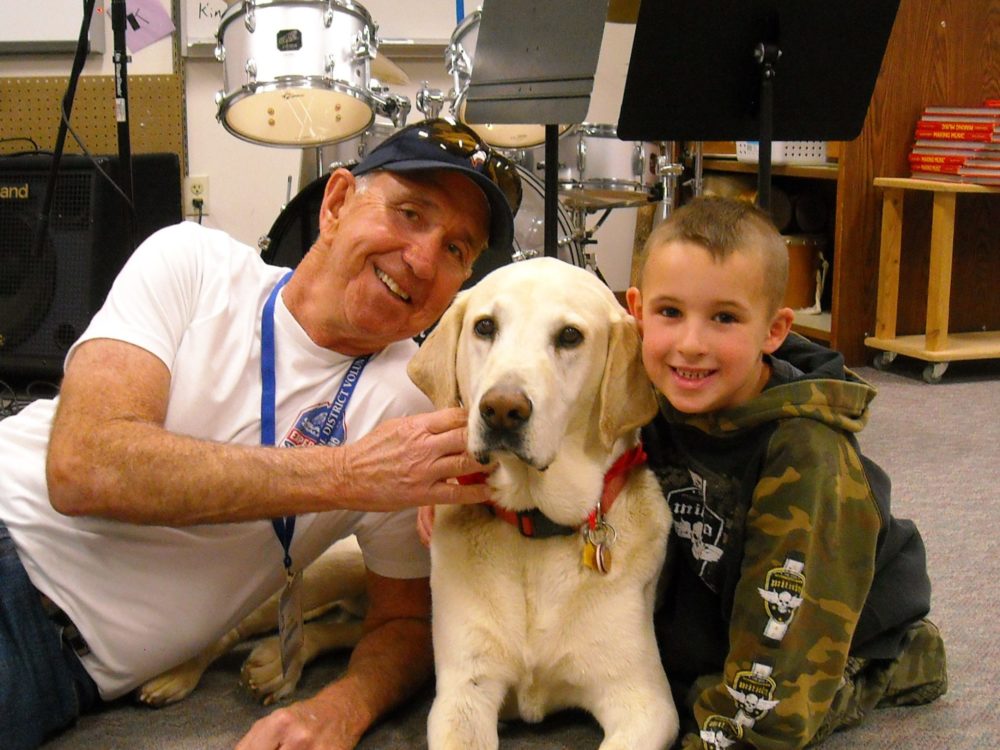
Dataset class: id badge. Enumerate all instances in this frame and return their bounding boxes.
[277,568,304,677]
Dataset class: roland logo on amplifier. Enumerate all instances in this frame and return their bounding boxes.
[0,183,29,199]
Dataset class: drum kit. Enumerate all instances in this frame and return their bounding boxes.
[212,1,686,279]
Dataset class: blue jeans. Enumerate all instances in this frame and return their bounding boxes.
[0,519,99,749]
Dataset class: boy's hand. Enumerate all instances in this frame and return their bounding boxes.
[417,505,435,548]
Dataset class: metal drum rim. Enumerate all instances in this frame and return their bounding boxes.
[218,0,375,36]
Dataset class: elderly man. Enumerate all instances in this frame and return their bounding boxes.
[0,119,522,750]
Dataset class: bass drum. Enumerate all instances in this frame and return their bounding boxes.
[259,165,584,289]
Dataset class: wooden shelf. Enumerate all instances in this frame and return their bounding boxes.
[873,177,1000,194]
[866,176,1000,381]
[864,332,1000,363]
[701,159,839,181]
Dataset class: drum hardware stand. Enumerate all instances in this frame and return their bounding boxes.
[653,142,685,224]
[415,85,448,119]
[566,205,615,276]
[687,141,705,197]
[371,90,412,128]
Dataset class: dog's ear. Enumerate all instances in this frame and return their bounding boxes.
[407,292,469,408]
[598,315,658,449]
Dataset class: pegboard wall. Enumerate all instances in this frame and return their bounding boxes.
[0,75,185,167]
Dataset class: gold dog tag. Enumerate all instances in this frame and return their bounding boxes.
[582,540,612,574]
[277,568,303,677]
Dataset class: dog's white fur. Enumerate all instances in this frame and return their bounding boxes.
[408,258,678,750]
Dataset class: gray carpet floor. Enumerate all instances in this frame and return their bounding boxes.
[42,359,1000,749]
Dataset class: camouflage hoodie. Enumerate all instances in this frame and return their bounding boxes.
[644,333,931,749]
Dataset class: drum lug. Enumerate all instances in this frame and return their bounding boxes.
[577,138,587,176]
[632,143,644,178]
[214,42,225,63]
[242,0,255,33]
[324,2,335,28]
[245,58,257,84]
[353,26,375,62]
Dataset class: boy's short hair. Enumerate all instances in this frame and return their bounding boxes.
[637,195,789,313]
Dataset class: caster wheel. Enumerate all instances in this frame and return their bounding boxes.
[922,362,948,384]
[872,351,897,371]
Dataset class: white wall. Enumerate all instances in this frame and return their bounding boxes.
[1,4,642,291]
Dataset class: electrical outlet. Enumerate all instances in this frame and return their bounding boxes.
[184,175,210,216]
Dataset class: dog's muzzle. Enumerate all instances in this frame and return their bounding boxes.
[474,384,534,465]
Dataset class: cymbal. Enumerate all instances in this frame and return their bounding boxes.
[372,54,409,85]
[607,0,640,24]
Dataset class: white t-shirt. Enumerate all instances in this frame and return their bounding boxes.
[0,222,433,699]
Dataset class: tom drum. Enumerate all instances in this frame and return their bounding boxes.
[215,0,378,146]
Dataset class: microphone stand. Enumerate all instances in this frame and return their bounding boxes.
[111,0,136,251]
[35,0,98,258]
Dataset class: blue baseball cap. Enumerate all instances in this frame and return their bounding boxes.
[351,118,522,263]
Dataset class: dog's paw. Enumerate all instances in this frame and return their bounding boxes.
[240,636,302,705]
[136,659,208,706]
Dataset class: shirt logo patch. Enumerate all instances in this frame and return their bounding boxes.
[758,556,806,642]
[284,401,343,447]
[727,662,779,728]
[700,714,742,749]
[668,470,725,580]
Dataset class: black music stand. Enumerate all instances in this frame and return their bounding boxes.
[617,0,900,211]
[464,0,609,259]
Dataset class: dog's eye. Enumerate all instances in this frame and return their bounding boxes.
[556,326,583,348]
[474,317,497,340]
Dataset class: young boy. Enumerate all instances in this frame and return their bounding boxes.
[625,196,947,750]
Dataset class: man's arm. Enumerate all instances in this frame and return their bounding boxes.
[234,571,433,750]
[46,338,492,524]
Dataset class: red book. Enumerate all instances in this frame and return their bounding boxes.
[965,157,1000,169]
[918,118,1000,130]
[908,162,963,174]
[924,103,1000,117]
[960,166,1000,177]
[914,128,1000,142]
[908,153,970,168]
[913,139,1000,153]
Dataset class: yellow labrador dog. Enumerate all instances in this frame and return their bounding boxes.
[408,258,678,750]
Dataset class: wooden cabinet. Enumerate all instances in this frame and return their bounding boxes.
[831,0,999,365]
[691,0,999,366]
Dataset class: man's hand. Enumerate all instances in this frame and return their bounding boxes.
[335,407,492,510]
[235,699,354,750]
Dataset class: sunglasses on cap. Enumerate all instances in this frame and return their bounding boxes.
[381,118,523,216]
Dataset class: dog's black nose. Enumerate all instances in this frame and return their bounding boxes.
[480,385,532,433]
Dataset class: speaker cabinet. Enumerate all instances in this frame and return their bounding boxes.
[0,153,181,380]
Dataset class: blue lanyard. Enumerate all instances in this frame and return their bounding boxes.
[260,271,370,570]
